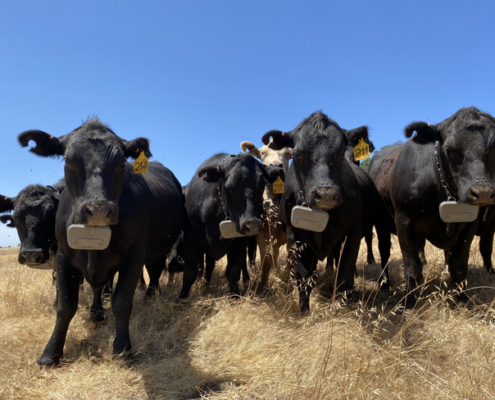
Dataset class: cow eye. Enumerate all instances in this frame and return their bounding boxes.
[293,152,303,163]
[446,148,459,159]
[225,185,234,194]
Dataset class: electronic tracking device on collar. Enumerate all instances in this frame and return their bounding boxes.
[67,224,112,250]
[439,201,479,223]
[219,220,246,239]
[291,205,329,232]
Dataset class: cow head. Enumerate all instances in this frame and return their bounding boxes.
[240,141,292,199]
[0,185,60,266]
[343,126,375,165]
[405,107,495,206]
[197,153,284,236]
[18,118,151,226]
[262,111,347,211]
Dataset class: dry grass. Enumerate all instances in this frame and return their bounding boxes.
[2,237,495,399]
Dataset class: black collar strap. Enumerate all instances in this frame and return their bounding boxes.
[434,141,456,201]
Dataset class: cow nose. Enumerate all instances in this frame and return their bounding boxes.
[241,219,262,236]
[270,162,284,168]
[312,187,341,210]
[85,201,116,225]
[467,185,495,205]
[19,250,45,265]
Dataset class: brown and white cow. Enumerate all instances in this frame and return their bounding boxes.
[240,140,292,284]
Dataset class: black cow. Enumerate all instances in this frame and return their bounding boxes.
[177,152,284,300]
[0,182,63,267]
[262,111,363,313]
[339,127,392,287]
[18,118,183,366]
[368,145,429,266]
[391,107,495,308]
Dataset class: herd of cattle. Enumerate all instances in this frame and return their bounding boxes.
[1,106,495,367]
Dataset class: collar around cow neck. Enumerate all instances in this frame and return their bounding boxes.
[216,155,236,220]
[434,141,456,201]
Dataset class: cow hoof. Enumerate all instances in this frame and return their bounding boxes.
[176,296,188,304]
[112,351,134,365]
[486,266,495,275]
[379,281,390,291]
[37,356,59,367]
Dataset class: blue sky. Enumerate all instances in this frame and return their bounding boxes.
[1,0,494,246]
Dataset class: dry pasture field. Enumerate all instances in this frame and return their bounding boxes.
[1,237,495,399]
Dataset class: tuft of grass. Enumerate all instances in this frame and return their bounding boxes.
[1,237,495,399]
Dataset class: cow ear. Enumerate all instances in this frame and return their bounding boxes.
[240,141,261,159]
[261,130,294,149]
[345,126,375,153]
[197,166,223,182]
[18,130,64,157]
[262,164,285,184]
[0,196,14,214]
[0,215,15,228]
[125,138,152,159]
[404,122,439,141]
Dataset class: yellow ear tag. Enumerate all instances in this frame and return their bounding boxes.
[134,151,149,174]
[273,176,285,194]
[353,137,370,161]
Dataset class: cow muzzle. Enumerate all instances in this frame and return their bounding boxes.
[466,185,495,206]
[240,218,262,236]
[19,249,45,265]
[83,201,118,226]
[311,187,342,210]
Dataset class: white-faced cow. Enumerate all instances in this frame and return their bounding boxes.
[240,140,291,285]
[18,118,184,366]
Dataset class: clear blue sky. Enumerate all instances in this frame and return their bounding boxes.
[1,0,494,246]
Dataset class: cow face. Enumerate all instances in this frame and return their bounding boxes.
[240,141,292,199]
[198,153,284,236]
[262,111,348,211]
[405,107,495,206]
[18,118,151,226]
[0,185,59,266]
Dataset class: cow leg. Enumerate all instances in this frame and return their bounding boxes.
[256,227,272,286]
[448,223,477,303]
[38,257,81,366]
[204,253,215,284]
[225,239,248,296]
[178,233,200,300]
[198,252,205,278]
[90,286,105,324]
[293,244,318,315]
[419,238,427,266]
[242,236,256,282]
[396,213,424,309]
[365,230,375,264]
[480,225,495,275]
[375,220,391,290]
[335,232,361,295]
[102,274,114,299]
[144,254,167,299]
[111,255,144,359]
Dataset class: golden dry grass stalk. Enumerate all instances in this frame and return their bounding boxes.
[1,237,495,399]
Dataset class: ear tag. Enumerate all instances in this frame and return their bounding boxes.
[354,137,370,161]
[273,176,285,194]
[134,151,149,174]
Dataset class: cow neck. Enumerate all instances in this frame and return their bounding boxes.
[434,141,457,201]
[294,165,309,207]
[217,155,236,220]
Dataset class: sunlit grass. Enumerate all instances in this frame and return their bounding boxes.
[1,236,495,399]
